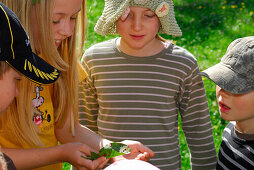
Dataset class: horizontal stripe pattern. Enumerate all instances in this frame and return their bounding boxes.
[216,122,254,169]
[79,38,216,169]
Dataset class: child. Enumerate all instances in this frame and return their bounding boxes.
[79,0,217,169]
[201,36,254,169]
[0,2,60,169]
[0,2,60,114]
[0,0,154,169]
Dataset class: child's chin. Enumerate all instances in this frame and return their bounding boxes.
[220,113,231,121]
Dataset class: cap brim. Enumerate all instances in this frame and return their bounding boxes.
[200,63,252,94]
[6,52,60,85]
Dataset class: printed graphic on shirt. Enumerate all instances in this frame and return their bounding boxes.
[32,85,51,125]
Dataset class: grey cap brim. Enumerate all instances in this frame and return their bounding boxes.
[200,63,252,94]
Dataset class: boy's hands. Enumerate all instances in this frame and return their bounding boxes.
[60,143,109,170]
[111,140,154,162]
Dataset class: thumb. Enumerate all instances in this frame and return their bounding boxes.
[124,140,155,157]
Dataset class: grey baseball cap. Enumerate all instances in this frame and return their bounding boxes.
[201,36,254,94]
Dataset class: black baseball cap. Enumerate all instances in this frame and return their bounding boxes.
[0,2,60,84]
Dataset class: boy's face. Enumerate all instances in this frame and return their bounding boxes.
[0,68,21,114]
[216,85,254,122]
[116,6,160,54]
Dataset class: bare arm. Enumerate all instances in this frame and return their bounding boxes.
[2,111,109,170]
[55,111,155,162]
[1,143,107,170]
[55,110,111,151]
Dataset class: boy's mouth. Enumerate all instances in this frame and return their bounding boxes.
[130,34,144,40]
[219,102,231,112]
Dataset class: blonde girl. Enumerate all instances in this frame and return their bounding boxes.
[0,0,154,169]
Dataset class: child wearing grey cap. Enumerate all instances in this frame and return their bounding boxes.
[201,36,254,169]
[79,0,217,169]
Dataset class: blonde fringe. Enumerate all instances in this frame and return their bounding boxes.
[0,0,86,146]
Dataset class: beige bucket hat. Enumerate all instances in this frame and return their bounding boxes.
[94,0,182,37]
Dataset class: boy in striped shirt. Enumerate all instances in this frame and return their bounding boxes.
[79,0,217,169]
[201,36,254,169]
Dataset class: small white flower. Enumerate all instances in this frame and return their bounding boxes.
[155,2,170,17]
[119,146,130,154]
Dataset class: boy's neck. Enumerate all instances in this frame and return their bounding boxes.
[235,119,254,134]
[235,126,254,140]
[116,37,165,57]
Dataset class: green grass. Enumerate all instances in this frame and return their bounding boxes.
[64,0,254,169]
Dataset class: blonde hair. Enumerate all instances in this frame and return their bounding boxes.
[0,0,86,146]
[0,62,10,79]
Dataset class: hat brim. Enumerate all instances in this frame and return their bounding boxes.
[200,63,252,94]
[6,52,60,85]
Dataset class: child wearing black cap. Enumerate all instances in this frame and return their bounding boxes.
[0,3,60,113]
[0,2,60,169]
[201,36,254,169]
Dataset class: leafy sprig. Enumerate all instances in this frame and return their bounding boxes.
[81,142,131,160]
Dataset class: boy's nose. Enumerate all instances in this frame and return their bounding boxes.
[132,17,142,31]
[216,86,230,97]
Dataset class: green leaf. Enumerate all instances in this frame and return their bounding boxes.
[90,152,101,160]
[81,142,131,160]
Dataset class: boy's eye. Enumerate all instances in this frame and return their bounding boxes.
[144,13,156,17]
[145,15,155,17]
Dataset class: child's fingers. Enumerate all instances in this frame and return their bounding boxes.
[123,140,155,158]
[137,145,155,158]
[96,157,110,169]
[134,152,151,161]
[76,157,107,170]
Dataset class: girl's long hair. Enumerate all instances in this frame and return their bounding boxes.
[0,0,86,147]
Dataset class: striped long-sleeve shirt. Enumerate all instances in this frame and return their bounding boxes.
[217,122,254,169]
[79,38,217,169]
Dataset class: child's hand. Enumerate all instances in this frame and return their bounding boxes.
[84,142,130,160]
[60,142,109,170]
[112,140,154,162]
